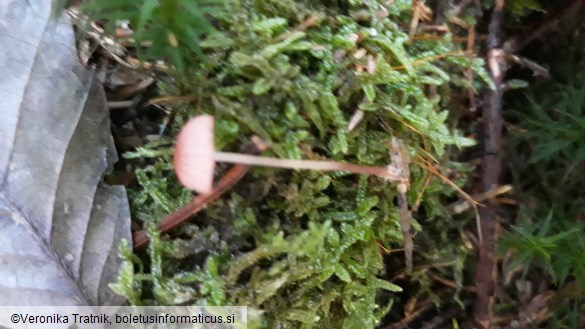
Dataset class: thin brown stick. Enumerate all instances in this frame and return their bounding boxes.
[430,273,476,293]
[473,0,506,327]
[383,297,434,329]
[133,141,264,250]
[381,290,453,329]
[421,306,466,329]
[447,185,513,214]
[472,2,584,326]
[133,163,251,249]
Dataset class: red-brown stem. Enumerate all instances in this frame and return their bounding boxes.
[133,142,264,250]
[133,162,251,249]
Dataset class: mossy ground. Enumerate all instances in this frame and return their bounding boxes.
[87,0,585,327]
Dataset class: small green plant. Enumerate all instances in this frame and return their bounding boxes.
[500,208,582,283]
[82,0,222,73]
[506,0,544,17]
[503,56,585,326]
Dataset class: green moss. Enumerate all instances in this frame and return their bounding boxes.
[112,0,486,327]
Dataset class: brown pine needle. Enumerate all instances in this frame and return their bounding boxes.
[448,185,513,214]
[418,155,481,208]
[418,155,484,242]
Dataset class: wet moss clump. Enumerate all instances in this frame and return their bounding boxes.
[112,1,488,328]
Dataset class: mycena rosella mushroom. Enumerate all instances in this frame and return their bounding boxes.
[173,115,405,194]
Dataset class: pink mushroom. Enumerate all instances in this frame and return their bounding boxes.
[174,115,217,194]
[174,115,403,194]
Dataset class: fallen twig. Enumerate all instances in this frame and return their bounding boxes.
[381,290,454,329]
[448,185,512,214]
[421,305,469,329]
[472,1,585,327]
[473,0,506,327]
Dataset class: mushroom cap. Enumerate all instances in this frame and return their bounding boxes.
[173,115,216,194]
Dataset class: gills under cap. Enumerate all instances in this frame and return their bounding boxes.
[173,115,216,194]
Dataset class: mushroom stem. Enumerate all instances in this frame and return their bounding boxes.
[214,151,400,179]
